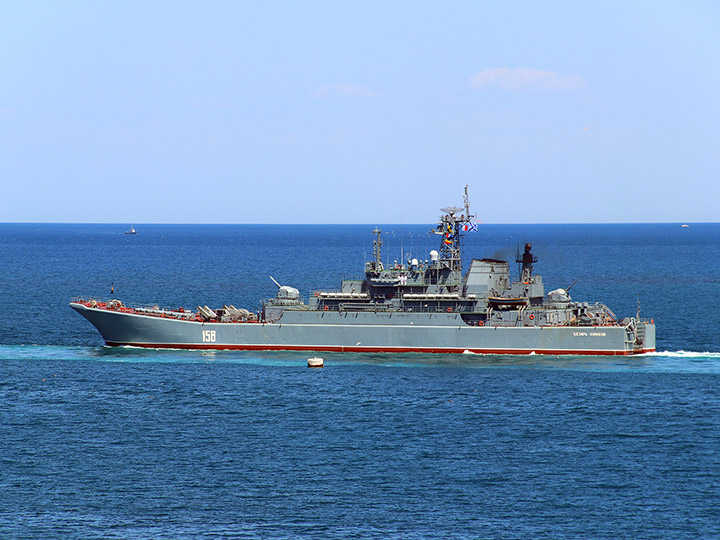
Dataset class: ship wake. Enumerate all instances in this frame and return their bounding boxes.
[637,350,720,359]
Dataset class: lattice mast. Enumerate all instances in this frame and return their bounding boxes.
[435,185,475,272]
[365,227,384,273]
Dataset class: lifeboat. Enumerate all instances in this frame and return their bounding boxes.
[487,296,529,308]
[370,277,400,286]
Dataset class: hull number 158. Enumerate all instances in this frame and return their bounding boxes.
[202,330,216,343]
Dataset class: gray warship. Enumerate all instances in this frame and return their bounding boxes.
[71,187,655,355]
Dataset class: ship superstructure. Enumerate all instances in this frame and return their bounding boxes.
[71,187,655,355]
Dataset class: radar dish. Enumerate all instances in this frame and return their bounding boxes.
[441,206,462,215]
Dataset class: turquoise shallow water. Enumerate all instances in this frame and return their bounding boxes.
[3,345,720,373]
[1,223,719,538]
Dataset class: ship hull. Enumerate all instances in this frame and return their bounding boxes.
[71,303,655,356]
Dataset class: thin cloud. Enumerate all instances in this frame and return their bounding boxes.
[314,83,382,98]
[470,68,586,90]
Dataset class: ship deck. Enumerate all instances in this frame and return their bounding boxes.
[71,298,651,330]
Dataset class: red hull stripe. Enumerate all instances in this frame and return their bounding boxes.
[105,341,655,356]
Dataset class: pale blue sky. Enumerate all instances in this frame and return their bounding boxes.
[1,1,718,223]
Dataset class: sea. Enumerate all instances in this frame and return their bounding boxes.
[1,222,719,539]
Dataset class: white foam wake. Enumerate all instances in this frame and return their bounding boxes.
[637,350,720,358]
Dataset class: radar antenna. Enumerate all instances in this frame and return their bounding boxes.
[433,184,476,272]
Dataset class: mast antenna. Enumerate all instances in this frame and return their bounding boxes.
[435,185,475,272]
[464,184,471,219]
[371,227,383,272]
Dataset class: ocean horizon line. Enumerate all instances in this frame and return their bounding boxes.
[1,221,716,226]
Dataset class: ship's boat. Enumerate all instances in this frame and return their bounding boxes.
[71,186,655,355]
[487,296,529,308]
[370,277,400,286]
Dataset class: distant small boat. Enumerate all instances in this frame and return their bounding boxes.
[682,224,690,228]
[125,228,137,235]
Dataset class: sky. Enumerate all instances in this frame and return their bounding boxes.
[1,1,718,224]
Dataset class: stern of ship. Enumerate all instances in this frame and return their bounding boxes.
[631,319,656,354]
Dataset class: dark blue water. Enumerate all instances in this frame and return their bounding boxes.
[1,223,719,539]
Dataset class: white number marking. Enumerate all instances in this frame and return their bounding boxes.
[202,330,216,343]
